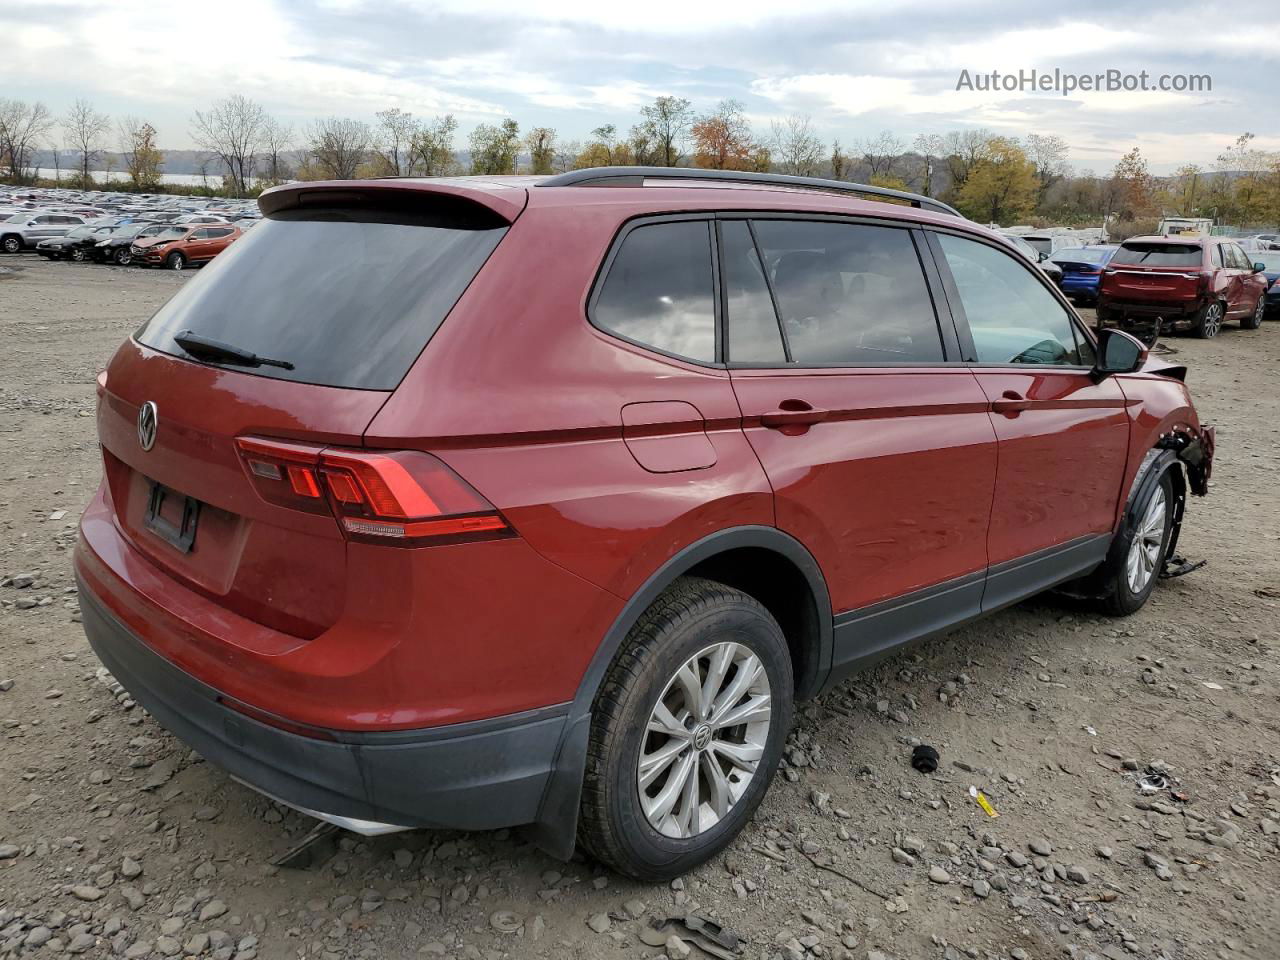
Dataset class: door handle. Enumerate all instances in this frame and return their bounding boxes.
[761,400,828,429]
[991,390,1032,414]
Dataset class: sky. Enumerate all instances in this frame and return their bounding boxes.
[3,0,1278,175]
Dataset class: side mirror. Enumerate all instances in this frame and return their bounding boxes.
[1254,262,1266,273]
[1092,328,1148,381]
[1038,252,1048,262]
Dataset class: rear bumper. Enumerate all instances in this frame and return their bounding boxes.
[1060,276,1101,296]
[1098,296,1202,320]
[78,575,568,831]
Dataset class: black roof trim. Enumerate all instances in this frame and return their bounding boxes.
[536,166,963,218]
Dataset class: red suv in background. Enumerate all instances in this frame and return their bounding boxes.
[1098,235,1269,338]
[76,168,1214,880]
[133,223,242,270]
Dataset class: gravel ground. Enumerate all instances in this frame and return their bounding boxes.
[1,255,1278,960]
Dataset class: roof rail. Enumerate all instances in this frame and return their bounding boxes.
[535,166,963,218]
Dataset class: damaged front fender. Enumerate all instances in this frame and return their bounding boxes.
[1157,424,1215,497]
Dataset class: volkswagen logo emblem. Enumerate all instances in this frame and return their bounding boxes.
[137,401,159,451]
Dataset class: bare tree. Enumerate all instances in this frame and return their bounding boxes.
[553,139,581,173]
[0,99,55,183]
[191,95,266,196]
[407,114,458,176]
[62,99,111,186]
[829,139,851,180]
[308,117,373,179]
[770,114,823,177]
[913,134,946,197]
[943,129,994,190]
[1024,133,1070,206]
[638,95,694,167]
[858,130,904,179]
[259,117,294,184]
[376,108,418,177]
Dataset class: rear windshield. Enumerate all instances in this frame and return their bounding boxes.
[135,205,508,390]
[1051,247,1111,265]
[1112,242,1202,267]
[1024,237,1053,255]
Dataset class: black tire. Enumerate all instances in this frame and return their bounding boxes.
[113,248,132,266]
[70,247,87,262]
[1241,295,1264,330]
[1097,469,1175,617]
[1192,300,1224,339]
[165,251,186,271]
[577,576,793,881]
[0,235,20,254]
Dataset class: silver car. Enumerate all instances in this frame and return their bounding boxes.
[1,212,88,253]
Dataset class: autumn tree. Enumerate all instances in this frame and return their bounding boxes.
[942,128,994,192]
[525,127,556,174]
[307,117,373,179]
[954,137,1039,224]
[829,139,851,180]
[1109,147,1155,220]
[637,96,694,167]
[63,98,111,187]
[1164,164,1204,216]
[0,98,54,183]
[408,114,458,176]
[1215,133,1276,224]
[469,119,520,175]
[118,117,164,190]
[691,99,758,171]
[770,115,823,177]
[191,95,266,196]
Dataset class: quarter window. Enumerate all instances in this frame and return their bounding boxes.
[748,220,944,364]
[938,233,1086,366]
[721,221,785,362]
[593,220,716,363]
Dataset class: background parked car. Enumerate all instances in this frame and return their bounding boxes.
[92,223,163,265]
[1049,245,1119,306]
[35,225,116,261]
[132,223,242,270]
[1098,235,1268,338]
[1,212,88,253]
[1255,251,1280,316]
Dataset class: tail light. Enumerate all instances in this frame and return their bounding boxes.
[236,437,511,546]
[1197,271,1211,294]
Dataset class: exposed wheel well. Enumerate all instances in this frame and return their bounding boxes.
[685,547,824,699]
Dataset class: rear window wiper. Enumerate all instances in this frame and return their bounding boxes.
[173,330,294,370]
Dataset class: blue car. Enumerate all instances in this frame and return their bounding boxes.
[1049,245,1118,305]
[1255,251,1280,317]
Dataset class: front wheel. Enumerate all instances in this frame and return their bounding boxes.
[1097,470,1174,616]
[1241,295,1265,330]
[70,247,87,262]
[1193,301,1224,339]
[577,577,793,881]
[165,251,186,271]
[113,248,132,266]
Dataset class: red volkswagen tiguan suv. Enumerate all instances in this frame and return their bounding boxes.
[77,168,1214,880]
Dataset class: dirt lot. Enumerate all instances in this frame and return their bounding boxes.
[1,255,1278,960]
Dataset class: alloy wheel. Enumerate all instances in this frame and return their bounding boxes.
[1,237,19,254]
[1125,488,1167,594]
[1254,298,1265,326]
[638,641,772,839]
[1203,303,1223,337]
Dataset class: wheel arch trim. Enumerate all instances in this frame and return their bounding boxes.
[526,524,832,859]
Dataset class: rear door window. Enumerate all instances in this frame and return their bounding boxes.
[591,220,716,363]
[749,219,944,364]
[720,221,785,363]
[1112,243,1202,267]
[136,204,508,390]
[937,233,1087,366]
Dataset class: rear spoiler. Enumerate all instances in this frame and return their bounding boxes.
[258,180,527,224]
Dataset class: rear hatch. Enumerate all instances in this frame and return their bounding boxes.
[1102,241,1204,304]
[1053,248,1111,283]
[97,184,516,639]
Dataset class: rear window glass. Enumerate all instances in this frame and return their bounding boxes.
[1112,243,1202,267]
[1050,247,1110,265]
[136,205,507,390]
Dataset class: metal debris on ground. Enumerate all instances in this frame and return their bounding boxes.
[643,915,745,959]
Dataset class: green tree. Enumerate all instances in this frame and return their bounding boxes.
[408,115,458,176]
[637,95,694,166]
[525,127,556,174]
[469,119,520,175]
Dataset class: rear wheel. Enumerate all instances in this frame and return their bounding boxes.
[1097,470,1174,616]
[1193,300,1224,339]
[70,247,87,262]
[165,251,186,271]
[578,577,793,881]
[1241,295,1264,330]
[1,235,21,254]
